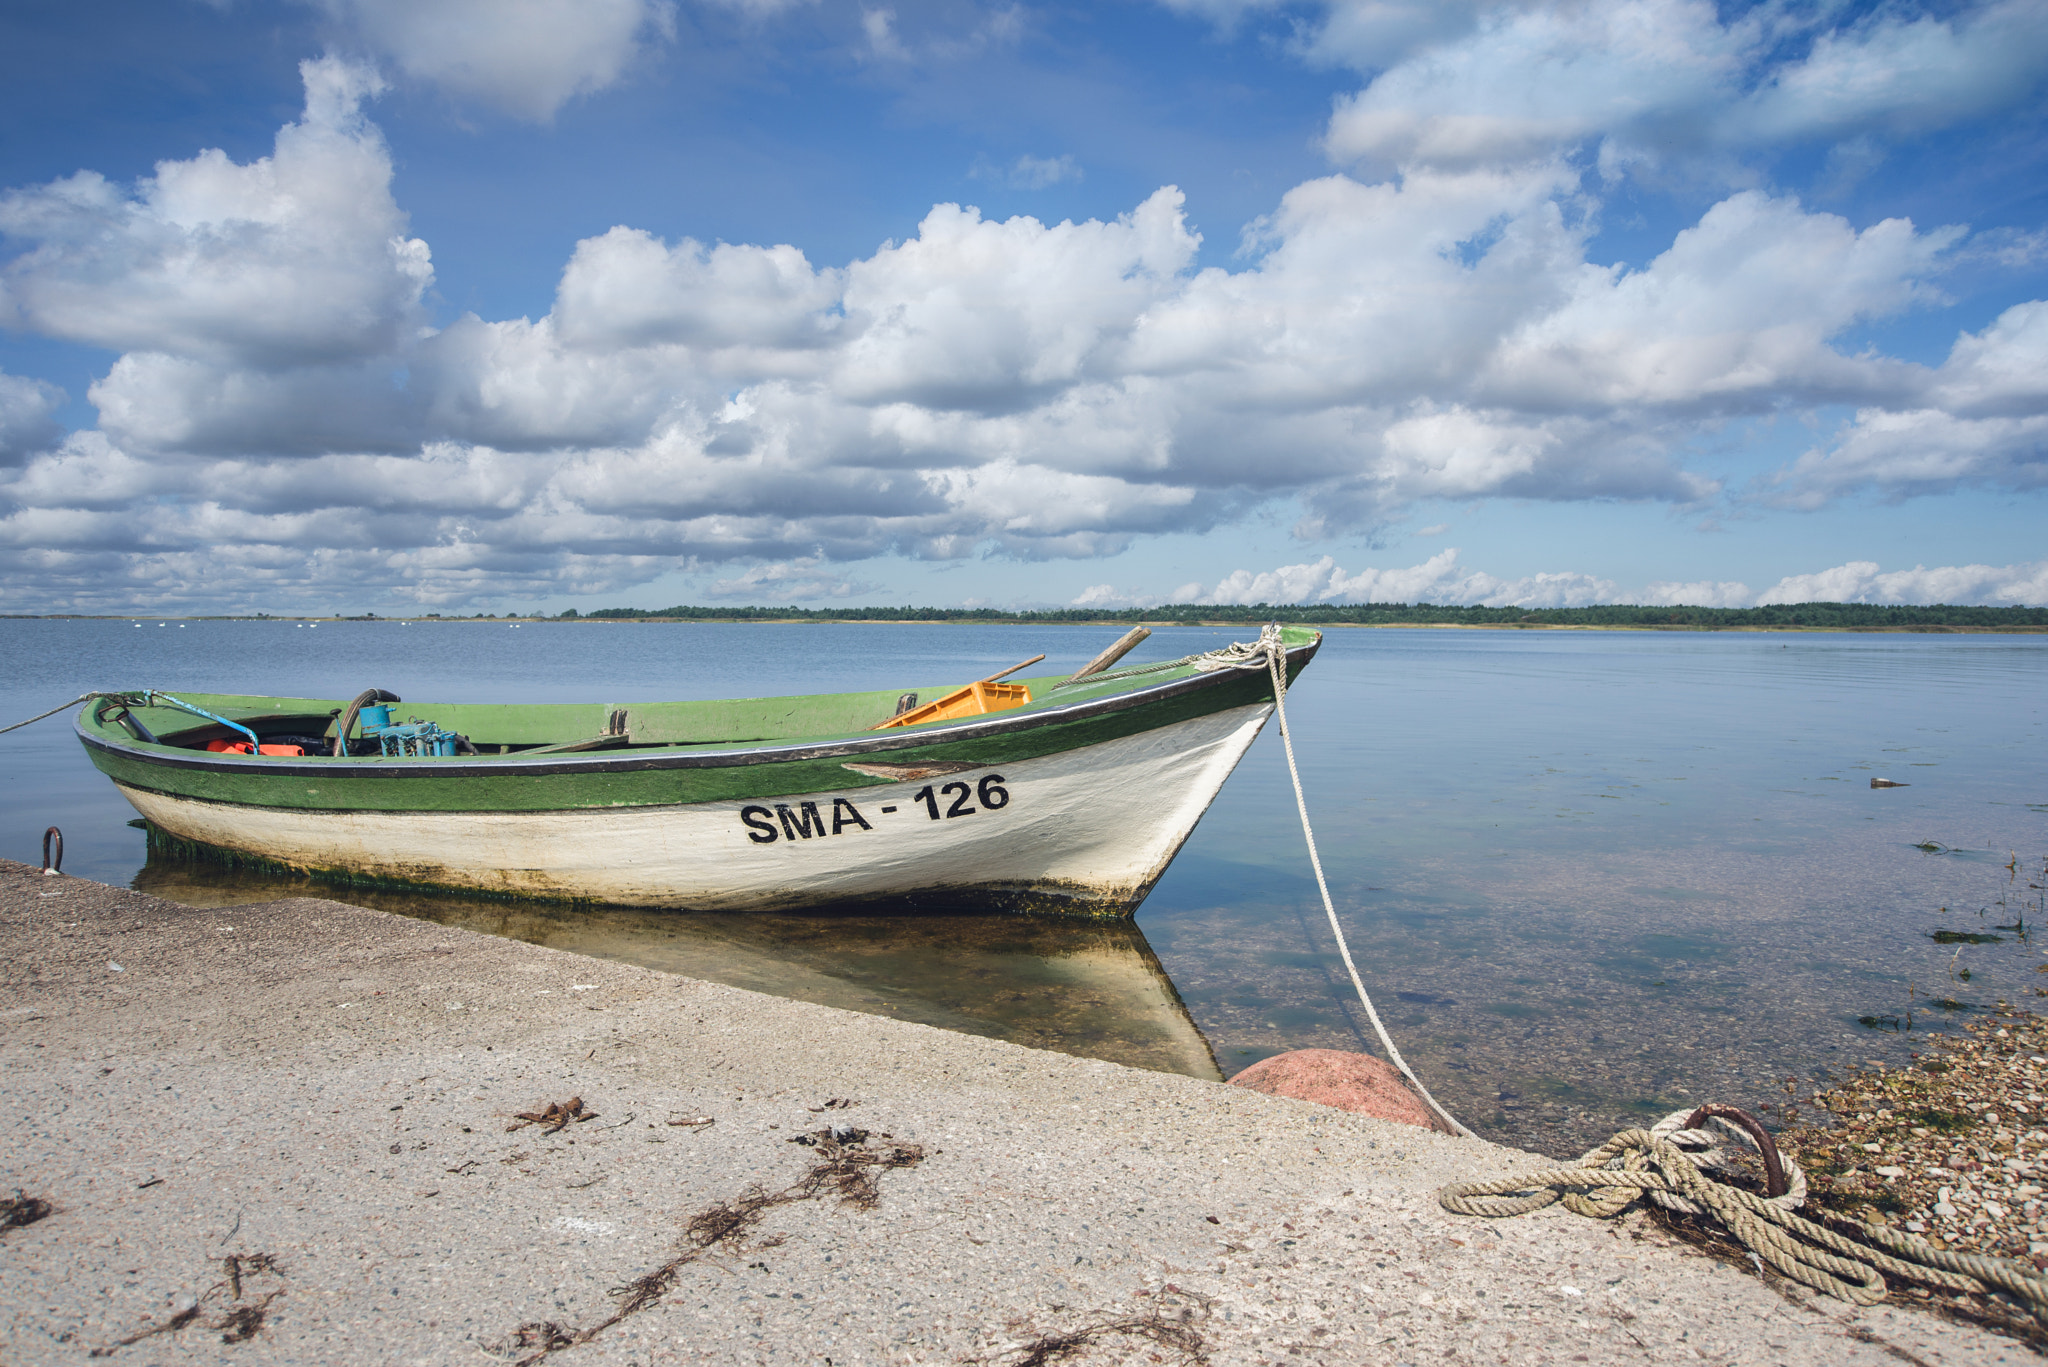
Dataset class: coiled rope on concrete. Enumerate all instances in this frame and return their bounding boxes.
[1439,1107,2048,1315]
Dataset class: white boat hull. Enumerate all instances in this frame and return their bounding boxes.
[119,701,1274,914]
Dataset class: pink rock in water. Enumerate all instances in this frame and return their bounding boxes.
[1227,1049,1448,1131]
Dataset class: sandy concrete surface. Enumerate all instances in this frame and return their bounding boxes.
[0,859,2028,1365]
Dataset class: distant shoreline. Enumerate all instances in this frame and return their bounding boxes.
[5,609,2046,633]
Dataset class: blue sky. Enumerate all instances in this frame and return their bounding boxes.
[2,0,2046,613]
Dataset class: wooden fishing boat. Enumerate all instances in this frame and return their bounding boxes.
[74,626,1320,919]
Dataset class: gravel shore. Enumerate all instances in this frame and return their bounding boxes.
[1772,1007,2048,1342]
[1,860,2030,1364]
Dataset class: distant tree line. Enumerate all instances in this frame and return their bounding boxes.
[575,602,2048,629]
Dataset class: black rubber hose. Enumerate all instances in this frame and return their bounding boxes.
[332,688,401,757]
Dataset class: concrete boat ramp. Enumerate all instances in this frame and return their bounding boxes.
[0,860,2023,1364]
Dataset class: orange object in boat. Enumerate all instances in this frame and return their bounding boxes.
[204,739,306,756]
[873,679,1031,729]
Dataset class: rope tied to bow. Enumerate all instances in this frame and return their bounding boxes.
[1182,624,1477,1138]
[1439,1105,2048,1315]
[0,692,147,738]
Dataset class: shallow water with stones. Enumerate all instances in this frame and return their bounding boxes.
[4,617,2043,1157]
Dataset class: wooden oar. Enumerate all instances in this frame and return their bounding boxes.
[977,654,1045,685]
[1065,627,1150,682]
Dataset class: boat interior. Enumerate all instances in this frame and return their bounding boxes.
[89,680,1057,757]
[83,627,1315,759]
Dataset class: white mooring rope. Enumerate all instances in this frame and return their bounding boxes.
[1256,625,1477,1139]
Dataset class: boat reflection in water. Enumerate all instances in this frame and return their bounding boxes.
[132,859,1222,1082]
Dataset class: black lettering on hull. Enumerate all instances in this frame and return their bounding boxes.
[741,805,779,843]
[777,802,825,840]
[745,773,1010,845]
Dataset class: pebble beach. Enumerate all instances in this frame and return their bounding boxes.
[1780,1009,2048,1275]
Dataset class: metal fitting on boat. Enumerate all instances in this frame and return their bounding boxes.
[361,712,470,758]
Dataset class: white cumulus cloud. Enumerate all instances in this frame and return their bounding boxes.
[1754,559,2048,607]
[0,48,2041,611]
[0,57,429,371]
[1089,554,2048,608]
[1639,579,1754,608]
[1317,0,2048,172]
[1765,300,2048,507]
[0,371,65,464]
[1192,550,1618,607]
[310,0,674,120]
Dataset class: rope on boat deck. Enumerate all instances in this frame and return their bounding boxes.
[0,692,144,738]
[1241,624,1478,1140]
[1438,1109,2048,1316]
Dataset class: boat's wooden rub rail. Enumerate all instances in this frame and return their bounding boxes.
[73,633,1321,814]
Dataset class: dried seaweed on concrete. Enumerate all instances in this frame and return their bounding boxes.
[492,1126,926,1365]
[970,1291,1214,1367]
[92,1252,286,1355]
[0,1189,53,1233]
[505,1321,577,1356]
[509,1097,596,1134]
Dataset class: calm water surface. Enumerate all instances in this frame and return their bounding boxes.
[4,618,2044,1155]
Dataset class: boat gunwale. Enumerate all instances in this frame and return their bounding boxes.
[75,634,1321,782]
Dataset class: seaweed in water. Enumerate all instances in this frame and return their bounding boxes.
[494,1125,926,1365]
